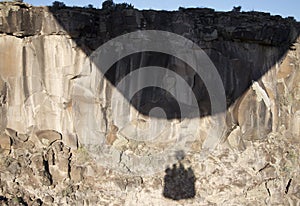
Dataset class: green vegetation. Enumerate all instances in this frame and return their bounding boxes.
[49,0,134,11]
[102,0,134,10]
[102,0,114,10]
[52,1,66,8]
[87,4,94,9]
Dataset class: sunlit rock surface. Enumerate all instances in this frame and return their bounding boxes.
[0,2,300,205]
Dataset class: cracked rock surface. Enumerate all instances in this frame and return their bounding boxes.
[0,2,300,205]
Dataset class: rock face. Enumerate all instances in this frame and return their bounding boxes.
[0,2,300,205]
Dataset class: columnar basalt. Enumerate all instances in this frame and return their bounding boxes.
[0,2,300,205]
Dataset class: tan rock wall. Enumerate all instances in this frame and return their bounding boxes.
[0,2,299,205]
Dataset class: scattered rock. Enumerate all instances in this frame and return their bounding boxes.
[0,133,11,155]
[36,130,62,146]
[0,1,299,205]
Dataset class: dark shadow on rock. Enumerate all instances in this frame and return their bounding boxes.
[163,151,196,200]
[105,51,211,119]
[0,196,8,202]
[44,6,300,119]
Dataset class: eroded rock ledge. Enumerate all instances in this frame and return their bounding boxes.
[0,2,300,205]
[0,2,299,46]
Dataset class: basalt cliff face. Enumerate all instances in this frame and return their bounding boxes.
[0,2,300,205]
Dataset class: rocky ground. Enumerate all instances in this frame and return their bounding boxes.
[0,2,300,205]
[0,128,300,205]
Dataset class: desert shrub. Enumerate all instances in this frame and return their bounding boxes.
[102,0,134,10]
[102,0,114,10]
[52,1,66,8]
[115,2,134,10]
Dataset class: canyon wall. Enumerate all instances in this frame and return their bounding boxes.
[0,2,300,205]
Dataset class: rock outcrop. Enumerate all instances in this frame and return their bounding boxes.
[0,2,300,205]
